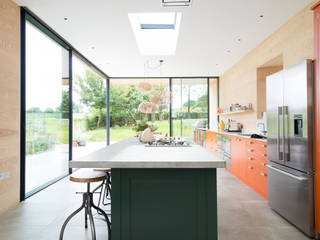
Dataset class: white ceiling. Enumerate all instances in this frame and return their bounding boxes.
[14,0,312,77]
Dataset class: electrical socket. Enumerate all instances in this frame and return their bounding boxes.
[0,172,10,181]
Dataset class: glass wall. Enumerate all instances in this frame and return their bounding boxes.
[171,78,208,139]
[109,78,170,144]
[25,21,69,195]
[72,55,107,159]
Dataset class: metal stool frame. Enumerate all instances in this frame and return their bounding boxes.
[97,172,112,208]
[59,182,111,240]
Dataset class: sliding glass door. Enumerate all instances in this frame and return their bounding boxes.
[25,21,70,196]
[171,78,208,138]
[72,55,107,159]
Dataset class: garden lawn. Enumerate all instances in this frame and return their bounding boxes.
[88,120,197,143]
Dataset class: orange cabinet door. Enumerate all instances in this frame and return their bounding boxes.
[245,162,258,191]
[231,136,247,180]
[206,131,212,150]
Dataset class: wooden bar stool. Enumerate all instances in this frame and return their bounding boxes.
[59,170,111,240]
[94,169,111,208]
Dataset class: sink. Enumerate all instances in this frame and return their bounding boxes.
[238,133,267,139]
[238,133,252,137]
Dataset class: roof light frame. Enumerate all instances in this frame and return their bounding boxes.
[140,12,178,30]
[162,0,192,7]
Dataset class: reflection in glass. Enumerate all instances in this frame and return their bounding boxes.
[171,78,208,139]
[25,22,69,194]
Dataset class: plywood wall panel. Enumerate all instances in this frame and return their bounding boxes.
[209,78,218,128]
[219,1,316,130]
[0,0,20,214]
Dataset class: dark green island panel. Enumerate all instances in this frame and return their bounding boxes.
[112,168,217,240]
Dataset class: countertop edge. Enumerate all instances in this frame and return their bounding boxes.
[69,161,226,169]
[201,128,267,142]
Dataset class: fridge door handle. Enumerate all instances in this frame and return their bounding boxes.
[283,106,290,161]
[266,164,308,181]
[277,106,283,160]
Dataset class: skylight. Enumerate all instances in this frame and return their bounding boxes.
[128,12,182,56]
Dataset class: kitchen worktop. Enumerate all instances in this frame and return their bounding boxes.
[198,128,267,142]
[69,137,226,169]
[71,138,223,239]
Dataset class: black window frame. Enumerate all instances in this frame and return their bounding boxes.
[20,7,109,201]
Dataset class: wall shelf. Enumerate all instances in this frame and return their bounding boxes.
[217,109,253,116]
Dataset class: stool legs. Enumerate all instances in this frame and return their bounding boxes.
[97,173,112,208]
[91,198,112,239]
[85,206,88,228]
[87,198,96,240]
[59,183,111,240]
[59,194,86,239]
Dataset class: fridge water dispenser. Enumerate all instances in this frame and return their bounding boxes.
[294,114,303,137]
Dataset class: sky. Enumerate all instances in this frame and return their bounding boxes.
[26,22,67,111]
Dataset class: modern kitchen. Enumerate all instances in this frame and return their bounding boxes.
[1,0,320,240]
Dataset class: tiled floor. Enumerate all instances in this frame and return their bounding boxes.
[0,169,310,240]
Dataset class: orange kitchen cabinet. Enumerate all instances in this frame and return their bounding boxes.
[246,139,268,200]
[206,131,218,155]
[230,136,247,181]
[202,131,268,199]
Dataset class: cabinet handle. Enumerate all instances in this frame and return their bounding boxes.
[248,142,254,145]
[248,166,253,169]
[261,163,266,166]
[248,157,253,161]
[248,149,253,152]
[260,173,267,177]
[262,144,266,148]
[236,138,241,142]
[261,153,267,157]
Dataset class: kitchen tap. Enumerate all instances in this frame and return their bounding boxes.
[257,122,267,135]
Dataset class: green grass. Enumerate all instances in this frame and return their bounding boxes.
[109,120,170,142]
[46,118,69,144]
[35,118,197,144]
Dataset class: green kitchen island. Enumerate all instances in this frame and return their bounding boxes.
[70,138,225,240]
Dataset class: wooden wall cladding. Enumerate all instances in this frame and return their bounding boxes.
[0,0,20,214]
[219,1,316,131]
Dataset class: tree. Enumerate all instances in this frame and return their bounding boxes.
[44,108,54,113]
[56,90,81,117]
[75,70,106,128]
[192,94,208,112]
[57,90,69,118]
[27,107,42,113]
[109,85,149,126]
[183,100,196,109]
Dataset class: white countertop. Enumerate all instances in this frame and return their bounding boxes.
[69,138,226,169]
[199,128,267,142]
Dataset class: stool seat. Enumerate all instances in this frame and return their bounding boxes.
[94,168,111,173]
[70,170,106,183]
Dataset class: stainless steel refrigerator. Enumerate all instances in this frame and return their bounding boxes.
[266,59,314,237]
